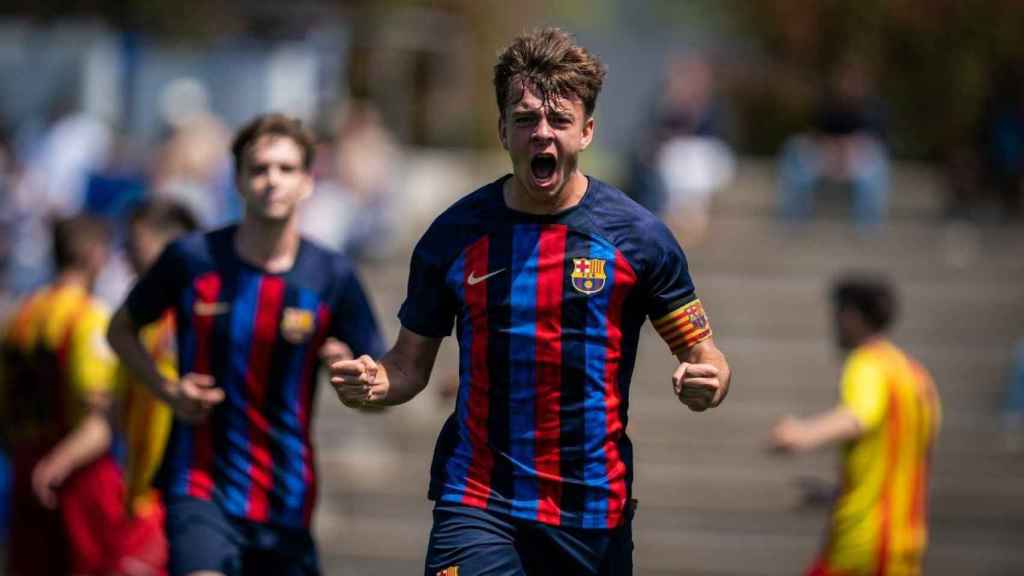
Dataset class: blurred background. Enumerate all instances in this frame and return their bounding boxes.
[1,1,1023,574]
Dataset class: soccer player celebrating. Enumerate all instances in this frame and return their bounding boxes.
[772,276,941,576]
[1,215,122,576]
[330,28,731,575]
[108,113,383,576]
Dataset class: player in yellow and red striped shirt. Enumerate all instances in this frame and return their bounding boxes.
[0,215,120,576]
[772,276,941,576]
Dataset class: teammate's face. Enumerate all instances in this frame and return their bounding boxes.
[499,81,594,211]
[237,135,312,222]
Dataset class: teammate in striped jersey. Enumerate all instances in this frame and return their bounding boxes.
[772,277,941,576]
[108,114,383,576]
[330,28,732,575]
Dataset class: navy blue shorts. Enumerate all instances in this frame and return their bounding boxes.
[425,503,633,576]
[165,496,320,576]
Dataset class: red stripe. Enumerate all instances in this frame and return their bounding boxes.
[602,251,636,527]
[876,384,900,576]
[534,225,566,525]
[187,273,222,499]
[244,276,286,521]
[461,237,494,508]
[300,304,331,525]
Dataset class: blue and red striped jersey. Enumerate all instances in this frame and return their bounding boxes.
[125,225,383,529]
[400,176,710,529]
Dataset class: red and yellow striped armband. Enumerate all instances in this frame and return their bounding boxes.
[652,298,713,355]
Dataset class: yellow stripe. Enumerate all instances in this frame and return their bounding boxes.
[652,300,702,329]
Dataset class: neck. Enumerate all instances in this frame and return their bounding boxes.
[505,169,588,215]
[55,268,93,291]
[235,215,301,273]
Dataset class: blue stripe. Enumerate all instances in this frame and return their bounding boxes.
[508,225,540,519]
[220,270,261,517]
[582,238,615,527]
[277,288,318,525]
[442,253,474,501]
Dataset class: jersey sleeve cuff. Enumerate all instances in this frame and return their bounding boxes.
[652,298,713,355]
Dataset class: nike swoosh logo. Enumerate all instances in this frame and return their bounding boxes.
[467,268,506,286]
[193,301,230,316]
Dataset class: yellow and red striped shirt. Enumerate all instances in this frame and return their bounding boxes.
[820,339,941,576]
[117,312,176,516]
[0,283,116,445]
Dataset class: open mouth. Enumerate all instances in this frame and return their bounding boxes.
[530,153,557,182]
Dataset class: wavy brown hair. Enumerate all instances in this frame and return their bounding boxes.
[230,113,315,176]
[494,27,607,118]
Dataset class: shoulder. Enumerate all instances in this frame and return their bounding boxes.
[160,227,223,268]
[582,178,685,267]
[301,235,356,279]
[415,178,502,256]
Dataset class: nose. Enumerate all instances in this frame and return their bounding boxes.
[532,117,554,142]
[266,165,282,186]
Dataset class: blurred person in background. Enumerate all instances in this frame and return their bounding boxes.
[0,215,127,576]
[1002,337,1024,452]
[108,113,383,576]
[0,124,21,309]
[977,61,1024,221]
[777,58,890,229]
[6,95,114,295]
[772,275,941,576]
[626,53,735,246]
[150,77,238,229]
[300,100,401,260]
[330,28,731,576]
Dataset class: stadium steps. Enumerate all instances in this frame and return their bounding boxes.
[312,157,1024,575]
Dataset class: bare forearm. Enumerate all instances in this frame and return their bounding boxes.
[108,308,172,402]
[46,410,112,472]
[774,407,863,453]
[377,347,432,405]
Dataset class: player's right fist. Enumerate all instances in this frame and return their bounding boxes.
[330,354,387,408]
[169,373,224,423]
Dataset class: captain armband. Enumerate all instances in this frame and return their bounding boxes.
[651,298,713,355]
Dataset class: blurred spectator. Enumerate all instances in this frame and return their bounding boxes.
[0,125,21,306]
[771,275,941,576]
[150,77,238,228]
[301,100,401,259]
[1003,338,1024,452]
[978,62,1024,221]
[777,58,890,229]
[7,102,113,294]
[626,53,734,244]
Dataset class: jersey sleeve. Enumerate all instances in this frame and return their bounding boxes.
[68,306,118,398]
[397,226,457,338]
[642,222,712,355]
[124,241,186,327]
[839,350,889,432]
[329,265,385,359]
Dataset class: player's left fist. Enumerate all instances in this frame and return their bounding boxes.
[672,362,723,412]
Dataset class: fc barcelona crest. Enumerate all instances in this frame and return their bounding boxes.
[571,257,607,295]
[280,307,315,344]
